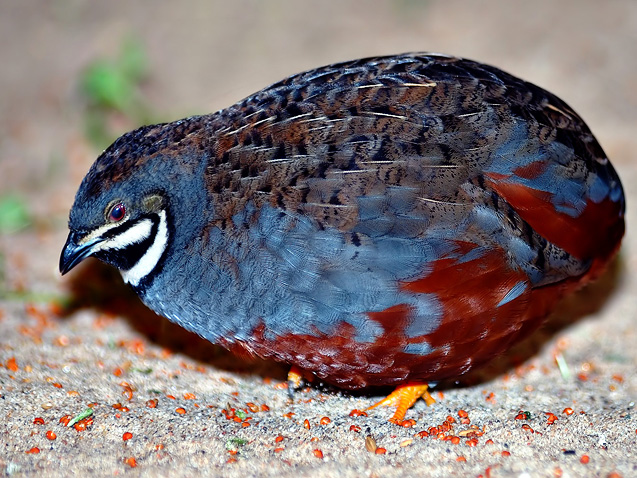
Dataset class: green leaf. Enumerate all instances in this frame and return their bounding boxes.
[225,438,248,450]
[67,407,94,428]
[0,196,30,233]
[78,36,154,150]
[131,367,153,375]
[81,61,133,111]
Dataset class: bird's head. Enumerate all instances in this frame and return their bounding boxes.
[59,123,181,288]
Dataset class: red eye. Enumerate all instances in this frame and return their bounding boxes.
[109,203,126,222]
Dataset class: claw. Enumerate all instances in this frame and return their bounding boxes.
[366,382,435,424]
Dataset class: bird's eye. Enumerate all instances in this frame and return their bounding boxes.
[108,203,126,222]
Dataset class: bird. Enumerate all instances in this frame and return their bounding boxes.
[60,53,625,424]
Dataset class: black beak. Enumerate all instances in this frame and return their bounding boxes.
[59,232,100,275]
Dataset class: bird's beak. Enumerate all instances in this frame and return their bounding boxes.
[59,232,101,275]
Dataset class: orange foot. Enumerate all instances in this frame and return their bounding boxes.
[366,382,435,424]
[287,365,314,398]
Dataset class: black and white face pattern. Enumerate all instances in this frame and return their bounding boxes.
[60,203,169,289]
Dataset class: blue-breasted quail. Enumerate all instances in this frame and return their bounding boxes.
[60,53,625,422]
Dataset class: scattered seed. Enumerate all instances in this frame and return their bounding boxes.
[502,451,511,457]
[275,435,284,443]
[146,399,158,408]
[46,431,56,440]
[562,408,574,415]
[350,425,361,433]
[580,455,590,464]
[175,408,186,415]
[183,393,196,400]
[124,457,137,468]
[6,357,18,372]
[545,412,558,425]
[112,403,130,412]
[320,417,331,425]
[33,417,45,425]
[313,449,323,459]
[120,382,134,401]
[123,432,133,441]
[73,417,93,431]
[365,435,378,453]
[375,447,386,455]
[25,447,40,454]
[349,409,368,417]
[304,419,310,430]
[456,456,466,462]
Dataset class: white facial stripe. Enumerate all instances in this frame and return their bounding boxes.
[92,219,153,252]
[79,216,130,246]
[121,210,168,286]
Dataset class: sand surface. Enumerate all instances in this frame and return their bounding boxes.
[1,2,636,477]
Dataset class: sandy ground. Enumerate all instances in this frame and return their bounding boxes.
[1,1,636,477]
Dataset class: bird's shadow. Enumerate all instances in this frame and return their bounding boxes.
[59,254,625,396]
[60,258,289,383]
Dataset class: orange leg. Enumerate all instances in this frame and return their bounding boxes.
[287,365,304,391]
[287,365,314,398]
[366,383,435,424]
